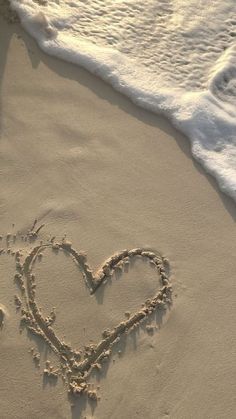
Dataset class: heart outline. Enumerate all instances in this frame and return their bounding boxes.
[16,240,172,396]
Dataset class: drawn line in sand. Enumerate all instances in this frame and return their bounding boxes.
[1,222,172,400]
[13,240,172,400]
[0,306,6,329]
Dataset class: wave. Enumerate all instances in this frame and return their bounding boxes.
[9,0,236,202]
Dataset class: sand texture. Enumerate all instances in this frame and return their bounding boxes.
[0,13,236,419]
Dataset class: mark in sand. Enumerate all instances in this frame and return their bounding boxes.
[17,246,172,399]
[0,220,172,401]
[0,306,5,329]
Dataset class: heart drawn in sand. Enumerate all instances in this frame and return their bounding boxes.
[15,239,172,398]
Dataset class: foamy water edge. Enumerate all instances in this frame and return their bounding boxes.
[9,0,236,203]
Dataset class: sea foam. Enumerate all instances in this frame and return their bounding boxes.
[9,0,236,202]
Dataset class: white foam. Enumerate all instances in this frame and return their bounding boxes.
[9,0,236,202]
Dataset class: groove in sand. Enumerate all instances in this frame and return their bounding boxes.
[17,238,172,397]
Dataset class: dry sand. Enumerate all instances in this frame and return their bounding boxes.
[0,12,236,419]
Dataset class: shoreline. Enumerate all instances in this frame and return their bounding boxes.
[0,16,236,419]
[6,0,236,204]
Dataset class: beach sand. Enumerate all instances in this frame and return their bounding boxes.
[0,14,236,419]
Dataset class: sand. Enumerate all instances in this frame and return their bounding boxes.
[0,11,236,419]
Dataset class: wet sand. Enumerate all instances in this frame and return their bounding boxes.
[0,13,236,419]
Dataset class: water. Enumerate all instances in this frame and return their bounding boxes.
[9,0,236,202]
